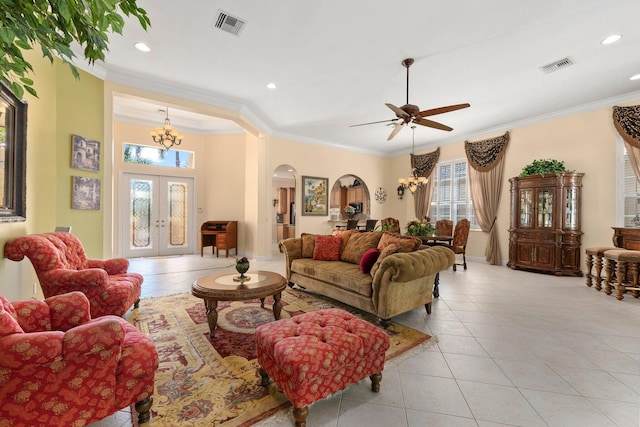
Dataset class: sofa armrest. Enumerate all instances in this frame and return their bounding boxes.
[62,317,124,359]
[39,268,108,289]
[87,257,129,275]
[372,245,455,289]
[0,331,65,368]
[278,238,302,280]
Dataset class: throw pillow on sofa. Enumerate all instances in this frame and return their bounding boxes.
[359,248,380,274]
[332,229,358,254]
[370,243,401,277]
[313,235,342,261]
[378,231,421,253]
[340,232,383,264]
[301,233,317,258]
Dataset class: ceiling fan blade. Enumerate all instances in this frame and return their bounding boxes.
[349,118,398,127]
[418,103,470,117]
[385,103,410,118]
[387,123,404,141]
[414,117,453,132]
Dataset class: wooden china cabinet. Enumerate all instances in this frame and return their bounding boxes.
[508,172,584,276]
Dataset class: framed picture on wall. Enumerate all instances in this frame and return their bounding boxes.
[72,176,101,210]
[301,176,328,216]
[71,134,101,172]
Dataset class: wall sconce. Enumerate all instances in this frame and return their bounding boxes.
[396,185,405,200]
[272,198,279,207]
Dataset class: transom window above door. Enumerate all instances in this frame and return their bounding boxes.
[123,143,194,169]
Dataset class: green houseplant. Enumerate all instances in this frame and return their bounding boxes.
[519,159,569,178]
[0,0,150,98]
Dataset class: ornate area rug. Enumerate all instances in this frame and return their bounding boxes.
[130,288,430,426]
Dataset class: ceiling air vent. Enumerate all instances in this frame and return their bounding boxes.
[541,57,574,73]
[214,10,246,36]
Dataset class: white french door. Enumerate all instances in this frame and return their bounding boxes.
[121,173,196,258]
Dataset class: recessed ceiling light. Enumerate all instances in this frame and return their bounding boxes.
[134,42,151,52]
[630,74,640,81]
[266,82,277,89]
[601,34,622,45]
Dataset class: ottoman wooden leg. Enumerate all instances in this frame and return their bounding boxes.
[258,367,270,386]
[293,406,308,427]
[370,372,382,392]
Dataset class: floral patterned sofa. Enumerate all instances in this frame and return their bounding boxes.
[279,231,454,326]
[4,232,143,317]
[0,291,158,426]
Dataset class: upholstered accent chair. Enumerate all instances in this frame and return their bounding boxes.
[380,217,401,234]
[452,219,471,271]
[4,232,143,317]
[0,291,158,426]
[435,219,454,237]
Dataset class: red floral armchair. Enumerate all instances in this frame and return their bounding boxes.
[0,291,158,426]
[4,232,143,317]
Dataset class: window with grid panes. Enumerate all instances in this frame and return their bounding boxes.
[623,148,640,227]
[430,159,479,230]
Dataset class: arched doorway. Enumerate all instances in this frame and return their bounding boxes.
[329,174,371,220]
[272,164,297,246]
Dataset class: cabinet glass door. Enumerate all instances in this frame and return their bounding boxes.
[519,190,533,227]
[565,187,578,229]
[537,189,553,228]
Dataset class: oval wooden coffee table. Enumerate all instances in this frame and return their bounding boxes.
[191,270,287,337]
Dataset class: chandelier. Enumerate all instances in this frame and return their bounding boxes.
[397,126,427,196]
[150,108,184,150]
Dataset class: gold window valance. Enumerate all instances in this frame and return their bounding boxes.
[465,132,510,172]
[411,147,440,177]
[613,105,640,148]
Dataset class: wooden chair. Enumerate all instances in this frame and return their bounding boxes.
[451,219,470,271]
[346,219,359,230]
[358,219,378,232]
[435,219,453,237]
[380,217,401,234]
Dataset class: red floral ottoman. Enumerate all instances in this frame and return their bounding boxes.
[255,308,390,427]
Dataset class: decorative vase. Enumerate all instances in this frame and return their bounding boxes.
[235,261,250,279]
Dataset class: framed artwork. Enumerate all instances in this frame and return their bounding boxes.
[72,176,101,210]
[301,176,328,216]
[71,134,101,172]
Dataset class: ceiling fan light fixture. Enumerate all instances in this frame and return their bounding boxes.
[397,126,428,195]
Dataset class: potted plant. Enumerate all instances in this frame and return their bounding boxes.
[405,218,435,237]
[519,159,569,177]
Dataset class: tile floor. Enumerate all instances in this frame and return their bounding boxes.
[91,251,640,427]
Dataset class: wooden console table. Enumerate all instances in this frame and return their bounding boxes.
[612,227,640,250]
[201,221,238,257]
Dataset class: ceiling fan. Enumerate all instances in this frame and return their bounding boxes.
[350,58,470,141]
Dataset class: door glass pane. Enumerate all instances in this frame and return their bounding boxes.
[130,179,152,249]
[520,190,533,227]
[168,181,187,247]
[537,189,553,228]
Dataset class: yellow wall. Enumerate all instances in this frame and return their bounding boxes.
[0,53,103,300]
